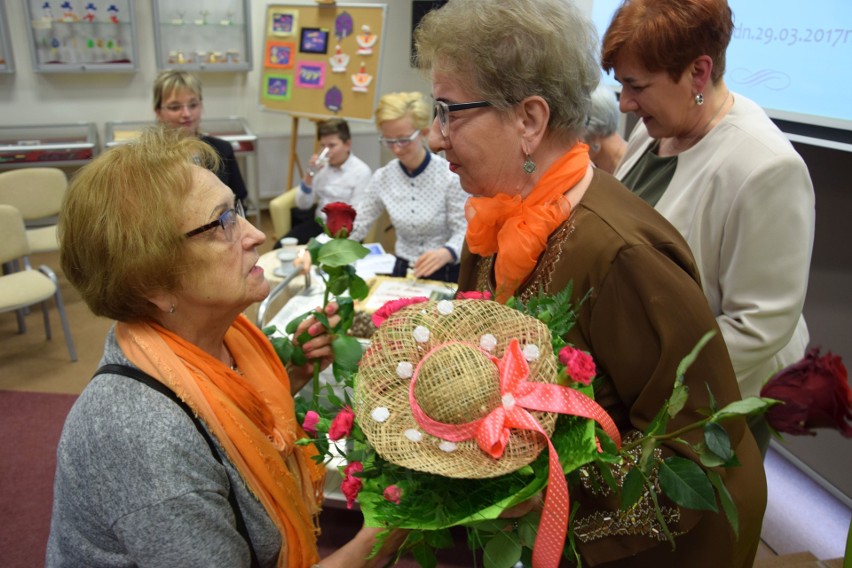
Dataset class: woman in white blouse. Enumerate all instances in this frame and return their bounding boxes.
[350,91,468,283]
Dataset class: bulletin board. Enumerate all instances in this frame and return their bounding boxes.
[259,3,386,122]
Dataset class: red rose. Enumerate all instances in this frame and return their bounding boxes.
[383,484,403,504]
[371,296,429,327]
[341,461,364,509]
[456,290,493,300]
[322,202,357,238]
[301,410,319,437]
[558,345,596,385]
[328,406,355,440]
[760,347,852,437]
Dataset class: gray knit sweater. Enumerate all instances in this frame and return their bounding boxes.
[46,327,282,567]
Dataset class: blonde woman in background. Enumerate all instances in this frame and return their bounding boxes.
[153,70,248,205]
[349,91,467,283]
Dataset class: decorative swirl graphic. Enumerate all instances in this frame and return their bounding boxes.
[729,68,791,91]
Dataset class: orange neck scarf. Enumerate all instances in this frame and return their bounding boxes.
[116,314,324,568]
[466,143,590,302]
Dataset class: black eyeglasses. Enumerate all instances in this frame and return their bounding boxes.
[433,100,493,137]
[184,200,245,243]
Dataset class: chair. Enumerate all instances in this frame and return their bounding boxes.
[0,205,78,362]
[0,167,68,266]
[268,186,396,252]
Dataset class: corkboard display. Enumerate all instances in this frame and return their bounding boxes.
[259,3,386,122]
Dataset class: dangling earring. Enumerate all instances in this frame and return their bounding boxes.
[169,303,176,314]
[523,154,536,174]
[694,93,705,106]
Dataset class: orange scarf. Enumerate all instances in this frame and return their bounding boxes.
[466,143,590,302]
[116,314,324,568]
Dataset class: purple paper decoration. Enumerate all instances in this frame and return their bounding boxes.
[325,86,343,113]
[335,12,353,42]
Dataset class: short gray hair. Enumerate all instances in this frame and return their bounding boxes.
[586,86,621,139]
[415,0,600,139]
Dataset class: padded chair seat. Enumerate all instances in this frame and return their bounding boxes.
[0,270,57,312]
[26,226,59,254]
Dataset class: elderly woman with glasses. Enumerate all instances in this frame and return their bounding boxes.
[153,69,248,206]
[47,127,402,568]
[348,91,468,283]
[417,0,765,566]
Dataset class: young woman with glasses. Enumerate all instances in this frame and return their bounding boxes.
[153,70,248,207]
[348,91,468,283]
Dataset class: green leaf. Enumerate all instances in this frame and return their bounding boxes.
[317,238,370,267]
[620,467,645,510]
[284,311,312,335]
[349,274,370,301]
[644,403,670,438]
[483,531,522,568]
[703,422,733,462]
[707,470,739,536]
[696,442,727,468]
[659,457,718,512]
[424,528,454,548]
[675,330,716,381]
[332,335,364,370]
[411,542,438,568]
[712,397,778,421]
[327,274,350,296]
[667,382,690,418]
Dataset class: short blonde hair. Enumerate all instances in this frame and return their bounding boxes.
[153,70,203,110]
[375,91,431,130]
[59,126,219,322]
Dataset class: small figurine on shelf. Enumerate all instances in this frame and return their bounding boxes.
[60,1,80,22]
[107,4,119,23]
[41,2,55,22]
[195,10,209,26]
[220,11,234,26]
[172,10,185,25]
[83,3,96,22]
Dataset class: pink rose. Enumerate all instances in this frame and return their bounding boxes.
[371,297,429,327]
[301,410,319,437]
[383,484,403,504]
[761,348,851,437]
[456,290,493,300]
[328,406,355,440]
[341,461,364,509]
[558,345,596,385]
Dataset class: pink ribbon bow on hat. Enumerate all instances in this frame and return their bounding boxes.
[410,339,621,568]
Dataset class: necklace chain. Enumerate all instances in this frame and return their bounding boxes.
[671,91,731,153]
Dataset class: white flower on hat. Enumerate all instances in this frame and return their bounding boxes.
[523,343,540,362]
[438,440,457,453]
[404,428,423,442]
[396,361,414,379]
[413,326,431,343]
[480,333,498,352]
[370,407,390,423]
[437,300,454,315]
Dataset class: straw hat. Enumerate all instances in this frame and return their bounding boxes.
[354,299,559,479]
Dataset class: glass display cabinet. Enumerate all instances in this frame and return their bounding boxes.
[152,0,252,72]
[0,123,98,169]
[23,0,138,72]
[0,1,15,73]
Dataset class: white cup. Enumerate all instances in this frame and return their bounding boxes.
[279,237,299,253]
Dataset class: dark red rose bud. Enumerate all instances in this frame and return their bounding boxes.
[322,202,357,238]
[760,347,852,437]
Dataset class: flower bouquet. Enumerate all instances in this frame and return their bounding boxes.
[279,281,778,568]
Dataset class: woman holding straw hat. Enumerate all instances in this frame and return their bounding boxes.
[416,0,766,566]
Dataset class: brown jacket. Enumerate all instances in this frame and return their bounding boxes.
[458,169,766,567]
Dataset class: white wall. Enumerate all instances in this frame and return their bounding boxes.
[0,1,430,142]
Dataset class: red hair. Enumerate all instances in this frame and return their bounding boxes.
[601,0,733,83]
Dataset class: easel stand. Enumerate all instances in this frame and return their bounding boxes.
[286,114,321,189]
